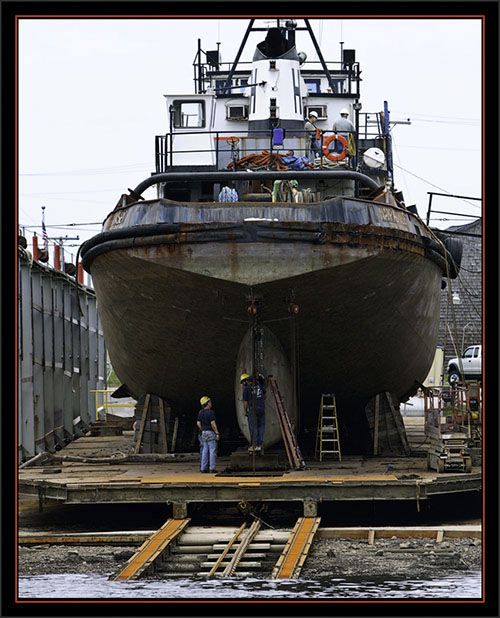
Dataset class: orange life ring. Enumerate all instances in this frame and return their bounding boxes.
[322,134,348,162]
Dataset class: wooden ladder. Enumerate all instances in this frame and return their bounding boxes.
[268,377,305,470]
[315,394,341,462]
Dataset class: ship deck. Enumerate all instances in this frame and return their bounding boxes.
[18,418,482,514]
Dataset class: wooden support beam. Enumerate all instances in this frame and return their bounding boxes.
[158,398,168,454]
[207,522,246,577]
[385,392,411,456]
[134,393,151,455]
[373,394,380,455]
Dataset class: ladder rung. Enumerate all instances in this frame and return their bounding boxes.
[322,405,334,409]
[322,450,340,454]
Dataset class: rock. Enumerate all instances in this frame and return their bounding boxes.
[68,549,79,556]
[375,550,384,556]
[399,542,411,549]
[326,549,336,558]
[113,550,134,561]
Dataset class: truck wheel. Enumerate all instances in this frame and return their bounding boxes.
[448,370,462,386]
[464,456,472,473]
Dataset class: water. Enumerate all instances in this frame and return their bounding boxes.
[18,571,481,599]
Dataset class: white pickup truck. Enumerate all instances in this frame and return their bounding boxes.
[447,345,482,384]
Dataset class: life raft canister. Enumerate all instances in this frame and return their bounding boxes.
[322,134,348,162]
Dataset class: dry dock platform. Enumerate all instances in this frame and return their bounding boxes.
[18,429,481,517]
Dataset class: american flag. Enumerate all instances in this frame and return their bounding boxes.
[42,217,48,251]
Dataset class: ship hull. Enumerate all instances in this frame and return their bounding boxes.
[82,196,448,451]
[90,236,442,418]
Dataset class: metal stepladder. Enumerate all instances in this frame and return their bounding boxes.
[315,394,341,462]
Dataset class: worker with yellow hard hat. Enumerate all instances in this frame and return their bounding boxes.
[197,395,219,473]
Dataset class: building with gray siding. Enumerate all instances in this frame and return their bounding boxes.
[436,218,482,366]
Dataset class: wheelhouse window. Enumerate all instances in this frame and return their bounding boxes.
[304,79,321,94]
[172,100,206,128]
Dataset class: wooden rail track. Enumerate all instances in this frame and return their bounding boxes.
[112,518,190,580]
[271,516,321,579]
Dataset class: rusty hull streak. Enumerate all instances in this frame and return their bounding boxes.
[127,223,426,256]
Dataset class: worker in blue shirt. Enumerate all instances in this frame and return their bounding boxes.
[197,396,219,473]
[240,373,266,453]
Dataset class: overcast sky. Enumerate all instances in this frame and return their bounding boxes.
[18,17,482,263]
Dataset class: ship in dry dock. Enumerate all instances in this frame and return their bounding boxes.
[80,19,462,455]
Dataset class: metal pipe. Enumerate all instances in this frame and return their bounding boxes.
[133,170,380,196]
[19,451,51,468]
[32,235,39,261]
[223,19,255,94]
[54,244,61,270]
[304,19,337,94]
[426,192,433,226]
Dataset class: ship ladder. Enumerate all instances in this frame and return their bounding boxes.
[271,516,321,579]
[315,394,342,462]
[269,377,305,470]
[111,518,190,580]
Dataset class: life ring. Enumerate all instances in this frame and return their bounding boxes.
[322,134,348,162]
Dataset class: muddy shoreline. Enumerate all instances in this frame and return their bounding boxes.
[18,536,481,580]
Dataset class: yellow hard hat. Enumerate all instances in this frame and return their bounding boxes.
[240,373,251,383]
[200,396,211,406]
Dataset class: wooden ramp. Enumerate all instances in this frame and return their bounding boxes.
[112,518,190,580]
[271,516,321,579]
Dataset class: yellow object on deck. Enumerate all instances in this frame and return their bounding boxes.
[315,394,341,462]
[89,389,135,421]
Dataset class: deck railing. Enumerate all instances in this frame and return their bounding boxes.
[155,128,370,174]
[90,389,136,421]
